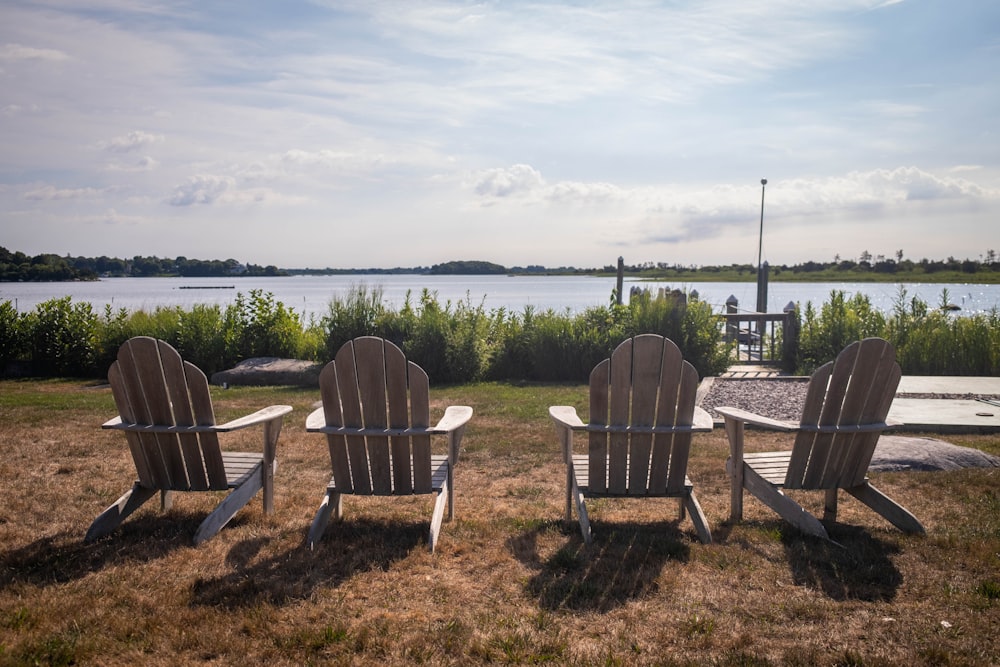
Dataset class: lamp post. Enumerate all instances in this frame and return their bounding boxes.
[756,179,767,313]
[757,178,767,273]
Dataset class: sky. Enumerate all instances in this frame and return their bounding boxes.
[1,0,998,270]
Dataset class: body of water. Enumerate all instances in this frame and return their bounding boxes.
[2,275,998,321]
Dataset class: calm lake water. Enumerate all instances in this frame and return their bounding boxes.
[2,275,998,321]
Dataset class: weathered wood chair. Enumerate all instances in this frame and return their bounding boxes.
[717,337,924,540]
[305,336,473,552]
[87,336,292,544]
[549,334,713,544]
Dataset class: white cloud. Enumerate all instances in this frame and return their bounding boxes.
[23,185,105,200]
[0,43,70,63]
[168,175,234,206]
[102,130,164,153]
[105,156,159,172]
[473,165,545,197]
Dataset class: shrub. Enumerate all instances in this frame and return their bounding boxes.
[177,304,228,375]
[322,284,392,358]
[224,290,302,362]
[0,300,25,370]
[23,297,99,376]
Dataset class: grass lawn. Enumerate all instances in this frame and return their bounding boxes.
[1,379,998,666]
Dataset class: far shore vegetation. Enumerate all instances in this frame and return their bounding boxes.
[3,246,1000,283]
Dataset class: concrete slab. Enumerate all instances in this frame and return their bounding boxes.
[889,398,1000,434]
[896,376,1000,396]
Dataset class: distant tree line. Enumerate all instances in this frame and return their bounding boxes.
[4,245,999,283]
[0,247,285,281]
[615,248,1000,279]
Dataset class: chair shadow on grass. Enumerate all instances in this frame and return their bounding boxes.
[780,522,904,602]
[0,512,211,590]
[509,519,691,613]
[189,517,426,609]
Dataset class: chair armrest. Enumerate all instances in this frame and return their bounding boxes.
[692,406,714,431]
[433,405,473,433]
[435,405,473,465]
[305,406,327,431]
[715,406,798,432]
[549,406,584,464]
[549,405,585,430]
[216,405,293,432]
[102,415,124,429]
[103,405,292,433]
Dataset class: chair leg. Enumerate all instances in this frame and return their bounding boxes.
[823,488,838,523]
[85,483,157,542]
[446,463,454,522]
[565,464,573,522]
[307,487,341,550]
[724,418,745,523]
[684,492,712,544]
[742,467,829,539]
[571,474,592,544]
[194,468,263,545]
[429,479,449,553]
[845,482,925,534]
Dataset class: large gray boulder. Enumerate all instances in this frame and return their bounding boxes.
[210,357,323,387]
[871,436,1000,472]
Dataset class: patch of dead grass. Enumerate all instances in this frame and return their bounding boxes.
[0,379,998,666]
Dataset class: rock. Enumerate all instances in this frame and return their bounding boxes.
[210,357,323,387]
[871,436,1000,472]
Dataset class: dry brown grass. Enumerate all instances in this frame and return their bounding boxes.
[1,379,998,666]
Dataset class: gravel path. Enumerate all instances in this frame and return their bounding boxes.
[699,378,1000,422]
[699,379,808,422]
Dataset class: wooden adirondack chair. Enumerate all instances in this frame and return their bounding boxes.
[549,334,713,544]
[305,337,473,553]
[87,337,292,545]
[717,337,924,540]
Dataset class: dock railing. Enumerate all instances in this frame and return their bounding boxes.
[722,296,799,370]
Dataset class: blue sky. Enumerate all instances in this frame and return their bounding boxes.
[1,0,998,269]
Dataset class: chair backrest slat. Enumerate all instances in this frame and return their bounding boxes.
[335,340,373,494]
[606,339,634,494]
[588,359,611,494]
[407,361,432,493]
[588,335,700,496]
[664,362,698,495]
[784,338,900,490]
[354,338,392,493]
[109,337,227,492]
[320,337,434,496]
[626,336,661,493]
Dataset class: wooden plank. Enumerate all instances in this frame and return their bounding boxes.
[117,339,171,490]
[135,338,190,490]
[354,338,391,494]
[336,341,371,494]
[785,362,831,486]
[627,336,660,493]
[845,482,925,534]
[184,359,227,489]
[319,362,353,493]
[385,340,413,494]
[409,361,432,493]
[158,347,208,491]
[607,339,632,494]
[588,359,610,493]
[108,362,154,489]
[666,363,698,496]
